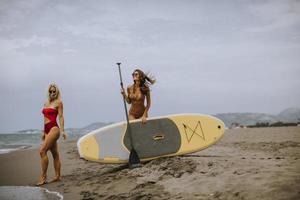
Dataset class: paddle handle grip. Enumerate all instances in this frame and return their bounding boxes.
[117,63,124,88]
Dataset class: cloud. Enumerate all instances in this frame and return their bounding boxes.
[62,23,132,44]
[0,0,299,132]
[0,35,56,52]
[246,0,300,33]
[62,48,78,54]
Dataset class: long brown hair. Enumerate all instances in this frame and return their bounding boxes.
[132,69,156,94]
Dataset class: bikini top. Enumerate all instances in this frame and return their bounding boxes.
[128,86,147,102]
[129,92,145,106]
[42,107,58,122]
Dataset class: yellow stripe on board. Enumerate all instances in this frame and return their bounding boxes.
[80,135,100,161]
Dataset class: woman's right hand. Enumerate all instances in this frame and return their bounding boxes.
[41,133,45,141]
[121,87,131,104]
[120,87,125,96]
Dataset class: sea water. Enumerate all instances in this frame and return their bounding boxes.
[0,186,63,200]
[0,132,83,154]
[0,133,41,154]
[0,132,84,199]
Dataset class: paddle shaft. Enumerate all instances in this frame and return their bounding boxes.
[117,63,140,166]
[117,63,131,125]
[117,63,135,154]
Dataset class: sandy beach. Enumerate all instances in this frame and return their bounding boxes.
[0,127,299,200]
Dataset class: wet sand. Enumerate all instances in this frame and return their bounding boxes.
[0,127,299,199]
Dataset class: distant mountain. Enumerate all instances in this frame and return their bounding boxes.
[214,113,279,128]
[69,122,112,135]
[215,107,300,128]
[12,107,300,133]
[81,122,111,131]
[278,107,300,122]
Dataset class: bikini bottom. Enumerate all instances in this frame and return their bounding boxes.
[44,121,58,134]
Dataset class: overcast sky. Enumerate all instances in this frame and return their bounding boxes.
[0,0,299,132]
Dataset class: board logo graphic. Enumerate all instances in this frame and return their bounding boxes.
[183,121,205,143]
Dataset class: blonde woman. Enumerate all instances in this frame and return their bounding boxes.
[121,69,155,123]
[36,84,67,186]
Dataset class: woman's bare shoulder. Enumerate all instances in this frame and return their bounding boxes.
[56,100,63,106]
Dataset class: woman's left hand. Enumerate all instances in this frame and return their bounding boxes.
[142,115,147,124]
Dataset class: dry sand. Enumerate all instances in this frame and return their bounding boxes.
[0,127,299,200]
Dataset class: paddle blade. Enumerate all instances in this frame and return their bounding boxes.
[129,148,141,169]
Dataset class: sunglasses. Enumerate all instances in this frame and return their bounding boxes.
[49,90,56,94]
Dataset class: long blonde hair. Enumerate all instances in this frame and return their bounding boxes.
[47,83,61,103]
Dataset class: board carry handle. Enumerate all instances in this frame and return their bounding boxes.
[153,134,165,141]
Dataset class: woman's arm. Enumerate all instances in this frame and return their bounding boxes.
[142,90,151,123]
[42,102,46,140]
[58,101,67,140]
[121,86,131,104]
[124,87,132,104]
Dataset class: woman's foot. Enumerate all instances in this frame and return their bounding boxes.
[36,176,47,186]
[49,176,61,183]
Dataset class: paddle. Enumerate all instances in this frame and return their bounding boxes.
[117,62,141,169]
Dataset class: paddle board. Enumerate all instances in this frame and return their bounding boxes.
[77,113,225,163]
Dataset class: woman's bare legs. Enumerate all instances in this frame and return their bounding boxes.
[50,141,61,182]
[36,127,59,186]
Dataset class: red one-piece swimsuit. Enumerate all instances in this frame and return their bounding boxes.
[42,108,59,134]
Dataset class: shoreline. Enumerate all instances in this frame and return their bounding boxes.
[0,145,34,155]
[0,127,299,199]
[0,186,63,200]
